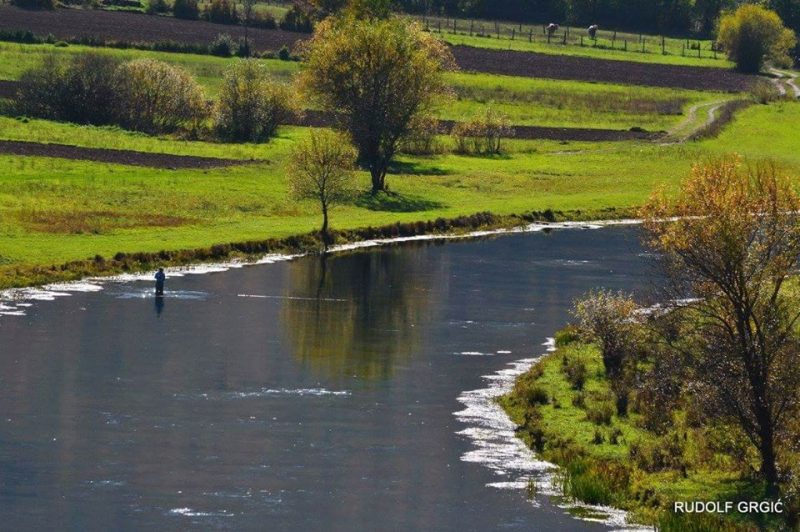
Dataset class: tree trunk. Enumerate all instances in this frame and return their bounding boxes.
[370,168,384,194]
[321,204,330,250]
[759,422,779,496]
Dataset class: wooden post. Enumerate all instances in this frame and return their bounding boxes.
[562,32,567,45]
[580,36,584,47]
[624,39,627,51]
[547,32,551,44]
[698,42,701,58]
[641,38,645,53]
[511,28,515,40]
[682,43,685,56]
[661,35,665,55]
[529,28,533,42]
[470,20,473,36]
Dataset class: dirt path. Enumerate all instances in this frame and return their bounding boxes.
[664,97,746,142]
[0,139,258,168]
[770,69,800,99]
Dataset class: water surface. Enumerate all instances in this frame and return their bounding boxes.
[0,226,653,530]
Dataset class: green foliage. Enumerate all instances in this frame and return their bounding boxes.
[145,0,169,14]
[717,4,797,72]
[172,0,199,19]
[288,129,358,239]
[14,53,121,125]
[452,108,513,155]
[299,15,454,192]
[555,325,581,347]
[113,58,210,134]
[215,60,298,142]
[10,0,55,9]
[398,114,442,155]
[209,33,236,57]
[202,0,238,24]
[280,4,314,32]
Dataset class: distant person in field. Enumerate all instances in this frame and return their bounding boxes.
[155,268,166,296]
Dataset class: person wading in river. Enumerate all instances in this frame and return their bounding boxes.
[155,268,166,296]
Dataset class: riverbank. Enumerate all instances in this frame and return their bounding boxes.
[499,331,794,531]
[0,208,636,290]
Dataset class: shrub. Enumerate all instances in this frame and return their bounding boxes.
[10,0,55,9]
[172,0,199,19]
[236,37,250,58]
[555,325,581,347]
[250,11,277,29]
[280,4,313,32]
[452,108,513,155]
[586,402,614,425]
[203,0,238,24]
[146,0,169,14]
[750,79,779,103]
[209,33,236,57]
[563,358,587,391]
[523,385,549,406]
[399,114,441,155]
[629,433,686,473]
[215,60,299,142]
[717,4,797,73]
[277,44,291,61]
[14,53,121,125]
[114,59,210,134]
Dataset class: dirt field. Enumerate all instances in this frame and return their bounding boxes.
[0,6,304,51]
[0,139,254,168]
[450,45,754,92]
[0,6,755,91]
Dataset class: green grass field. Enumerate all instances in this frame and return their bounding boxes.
[2,101,799,284]
[0,42,724,131]
[500,338,770,528]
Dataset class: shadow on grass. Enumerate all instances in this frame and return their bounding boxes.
[387,160,450,176]
[354,191,445,213]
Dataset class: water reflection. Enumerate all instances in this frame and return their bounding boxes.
[155,295,164,317]
[281,245,446,381]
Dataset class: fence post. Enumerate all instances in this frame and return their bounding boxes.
[437,20,441,33]
[511,28,515,40]
[562,32,567,45]
[529,28,533,42]
[580,36,583,47]
[641,39,645,53]
[624,39,627,51]
[698,42,701,58]
[469,19,473,36]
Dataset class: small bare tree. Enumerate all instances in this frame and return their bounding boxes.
[288,130,357,248]
[642,157,800,495]
[241,0,255,55]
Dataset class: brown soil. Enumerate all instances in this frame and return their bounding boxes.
[294,110,663,141]
[0,139,256,168]
[450,45,754,92]
[0,7,755,92]
[0,80,17,99]
[0,6,305,51]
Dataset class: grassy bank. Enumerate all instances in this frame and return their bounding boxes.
[499,335,788,530]
[1,101,799,288]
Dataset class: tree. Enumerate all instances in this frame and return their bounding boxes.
[14,53,120,126]
[241,0,256,55]
[717,4,797,73]
[288,130,357,246]
[114,59,210,134]
[573,289,641,416]
[298,15,454,193]
[216,60,298,142]
[641,157,800,495]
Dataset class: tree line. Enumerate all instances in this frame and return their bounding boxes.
[394,0,800,38]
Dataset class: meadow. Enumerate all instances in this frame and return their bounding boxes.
[2,100,799,286]
[0,41,724,131]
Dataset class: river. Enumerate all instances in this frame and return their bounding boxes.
[0,225,654,530]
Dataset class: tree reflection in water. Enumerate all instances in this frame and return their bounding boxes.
[281,244,446,381]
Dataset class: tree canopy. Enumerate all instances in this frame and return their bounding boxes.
[718,4,797,72]
[298,14,454,193]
